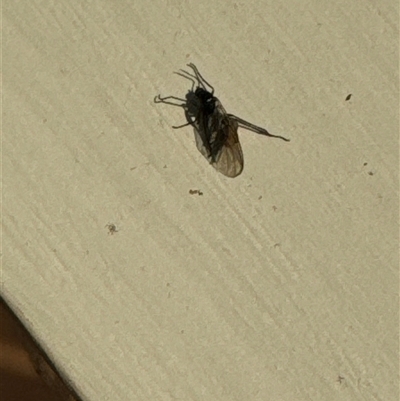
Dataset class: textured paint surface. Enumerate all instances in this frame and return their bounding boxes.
[3,1,398,400]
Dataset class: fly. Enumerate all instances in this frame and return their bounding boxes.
[154,63,290,178]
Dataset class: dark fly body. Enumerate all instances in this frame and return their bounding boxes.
[154,63,289,178]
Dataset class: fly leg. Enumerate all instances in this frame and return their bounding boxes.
[227,114,290,142]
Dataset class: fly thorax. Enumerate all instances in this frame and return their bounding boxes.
[194,87,215,114]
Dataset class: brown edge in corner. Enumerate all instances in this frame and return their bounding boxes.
[0,296,85,401]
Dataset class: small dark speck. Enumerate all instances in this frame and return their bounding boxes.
[105,223,118,235]
[345,94,352,101]
[363,162,368,166]
[368,171,374,176]
[189,189,203,196]
[337,375,345,384]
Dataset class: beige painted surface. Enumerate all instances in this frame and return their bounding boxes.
[3,1,398,400]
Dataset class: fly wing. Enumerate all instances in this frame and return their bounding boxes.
[190,101,243,177]
[188,110,213,163]
[211,118,244,178]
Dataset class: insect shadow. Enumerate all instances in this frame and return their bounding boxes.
[154,63,290,178]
